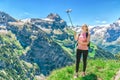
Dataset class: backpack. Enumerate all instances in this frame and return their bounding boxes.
[77,32,90,47]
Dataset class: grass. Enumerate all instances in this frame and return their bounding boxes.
[115,52,120,60]
[0,31,40,80]
[47,59,120,80]
[64,28,74,36]
[53,38,74,56]
[0,31,24,55]
[88,42,97,57]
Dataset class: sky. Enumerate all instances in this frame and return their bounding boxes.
[0,0,120,26]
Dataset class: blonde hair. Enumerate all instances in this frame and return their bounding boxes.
[82,24,89,32]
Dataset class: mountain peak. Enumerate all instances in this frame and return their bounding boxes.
[0,11,16,25]
[47,13,62,21]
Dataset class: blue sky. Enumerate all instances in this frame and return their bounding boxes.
[0,0,120,26]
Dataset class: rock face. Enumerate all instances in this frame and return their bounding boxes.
[22,13,67,30]
[21,34,73,75]
[7,20,73,76]
[0,31,41,80]
[21,13,68,40]
[47,13,62,21]
[90,19,120,54]
[0,11,73,77]
[0,11,16,26]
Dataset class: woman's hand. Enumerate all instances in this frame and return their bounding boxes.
[79,33,90,45]
[78,40,88,45]
[74,31,76,35]
[78,40,83,44]
[74,31,78,41]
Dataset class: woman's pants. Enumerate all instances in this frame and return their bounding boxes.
[76,49,88,72]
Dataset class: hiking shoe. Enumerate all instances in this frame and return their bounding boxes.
[74,73,78,78]
[82,72,86,77]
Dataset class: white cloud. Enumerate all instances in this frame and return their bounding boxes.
[101,21,107,24]
[95,20,107,24]
[24,12,31,16]
[96,20,100,23]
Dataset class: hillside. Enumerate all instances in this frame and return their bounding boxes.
[0,31,45,80]
[7,22,73,76]
[0,11,74,76]
[54,28,116,59]
[0,11,16,26]
[115,52,120,60]
[47,59,120,80]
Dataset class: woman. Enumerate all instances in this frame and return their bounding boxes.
[74,24,90,78]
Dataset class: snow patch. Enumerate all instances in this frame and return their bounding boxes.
[42,18,54,22]
[21,18,31,23]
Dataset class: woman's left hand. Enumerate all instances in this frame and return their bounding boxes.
[78,40,83,44]
[78,40,88,45]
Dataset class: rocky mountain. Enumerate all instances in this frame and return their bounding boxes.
[0,11,16,26]
[6,13,73,76]
[21,13,69,41]
[90,18,120,54]
[0,31,45,80]
[88,42,115,59]
[0,11,117,80]
[21,13,66,30]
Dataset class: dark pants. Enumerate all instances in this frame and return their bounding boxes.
[76,49,88,72]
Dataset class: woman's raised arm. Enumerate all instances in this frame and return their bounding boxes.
[74,31,78,41]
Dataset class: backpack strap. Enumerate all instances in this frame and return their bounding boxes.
[86,32,88,38]
[86,32,90,47]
